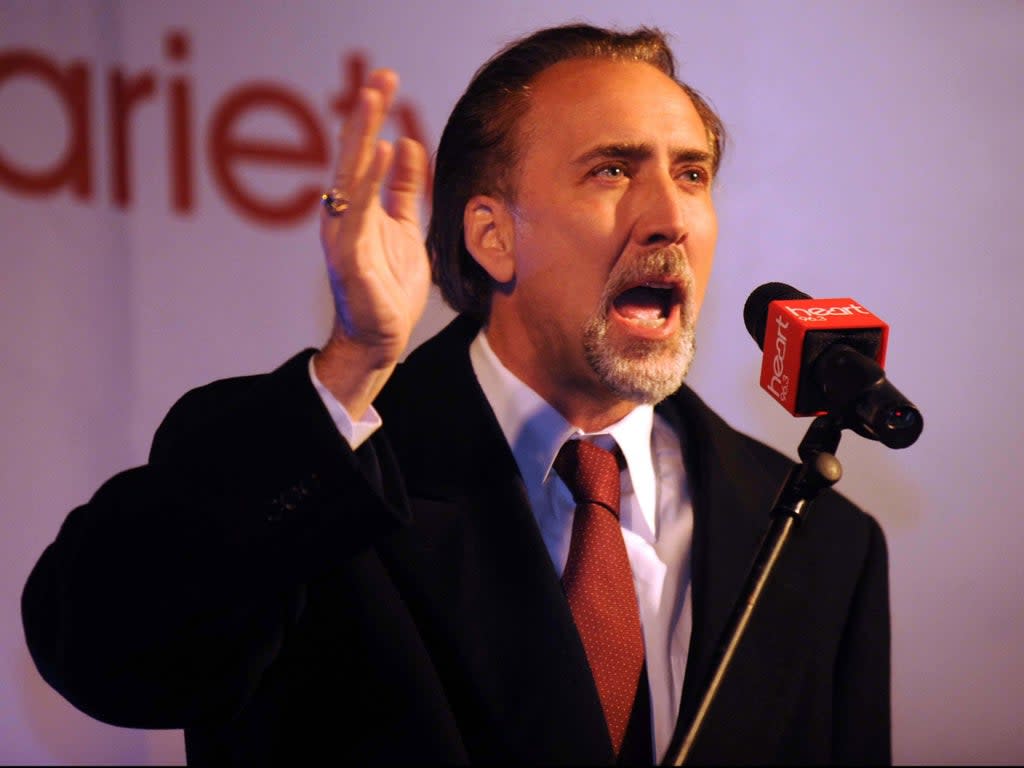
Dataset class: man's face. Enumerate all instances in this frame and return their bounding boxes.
[482,57,718,427]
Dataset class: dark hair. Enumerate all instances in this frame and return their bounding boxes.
[426,23,727,320]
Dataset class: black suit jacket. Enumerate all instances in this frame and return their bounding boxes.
[22,315,890,765]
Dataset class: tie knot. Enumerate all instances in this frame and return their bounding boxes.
[554,439,622,516]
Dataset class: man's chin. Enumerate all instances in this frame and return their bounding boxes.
[585,334,695,404]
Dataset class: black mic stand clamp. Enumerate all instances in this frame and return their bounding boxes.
[669,414,845,766]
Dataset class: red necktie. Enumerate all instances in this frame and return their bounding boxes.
[555,439,645,756]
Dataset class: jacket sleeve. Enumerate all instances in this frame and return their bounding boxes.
[21,350,406,729]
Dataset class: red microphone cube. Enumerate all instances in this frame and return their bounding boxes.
[759,297,889,416]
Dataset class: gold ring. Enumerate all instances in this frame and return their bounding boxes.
[321,187,350,216]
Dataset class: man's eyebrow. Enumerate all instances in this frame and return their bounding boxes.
[573,142,715,166]
[573,143,653,165]
[672,148,715,166]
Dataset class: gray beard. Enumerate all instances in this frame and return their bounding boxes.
[582,246,698,404]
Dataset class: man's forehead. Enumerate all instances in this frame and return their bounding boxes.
[520,58,708,150]
[527,58,698,116]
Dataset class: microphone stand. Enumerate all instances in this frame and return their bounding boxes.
[669,414,845,766]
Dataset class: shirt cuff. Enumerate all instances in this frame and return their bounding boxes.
[308,355,383,450]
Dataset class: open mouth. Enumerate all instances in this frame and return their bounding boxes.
[611,281,682,328]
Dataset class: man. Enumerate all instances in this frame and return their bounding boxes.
[22,23,891,765]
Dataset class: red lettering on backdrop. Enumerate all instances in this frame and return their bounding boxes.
[0,34,434,226]
[166,31,194,213]
[109,68,157,207]
[208,84,328,225]
[0,50,93,197]
[331,53,366,117]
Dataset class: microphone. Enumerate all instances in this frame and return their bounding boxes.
[743,282,923,449]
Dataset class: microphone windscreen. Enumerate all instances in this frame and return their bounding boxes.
[743,282,810,348]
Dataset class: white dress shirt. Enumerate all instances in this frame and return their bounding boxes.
[310,336,696,761]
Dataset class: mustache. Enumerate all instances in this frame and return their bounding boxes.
[601,245,693,305]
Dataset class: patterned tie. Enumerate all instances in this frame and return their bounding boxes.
[554,439,645,756]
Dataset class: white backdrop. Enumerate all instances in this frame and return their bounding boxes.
[2,1,1022,764]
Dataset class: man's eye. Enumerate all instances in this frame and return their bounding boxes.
[594,165,627,178]
[681,168,710,185]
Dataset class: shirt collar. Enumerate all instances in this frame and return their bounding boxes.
[469,329,658,531]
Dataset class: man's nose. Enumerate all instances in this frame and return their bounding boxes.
[631,171,688,247]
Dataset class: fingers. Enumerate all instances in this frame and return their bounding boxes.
[322,69,399,229]
[320,67,428,252]
[339,70,398,187]
[354,139,395,215]
[385,137,428,225]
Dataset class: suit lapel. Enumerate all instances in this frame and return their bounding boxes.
[659,390,772,726]
[661,388,820,762]
[375,316,613,763]
[374,318,815,762]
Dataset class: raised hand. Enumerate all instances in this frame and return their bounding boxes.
[314,69,430,419]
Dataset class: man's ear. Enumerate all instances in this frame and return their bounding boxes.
[463,195,515,284]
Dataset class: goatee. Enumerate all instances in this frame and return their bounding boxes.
[582,246,698,404]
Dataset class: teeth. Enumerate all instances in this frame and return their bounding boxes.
[621,312,667,328]
[634,316,666,328]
